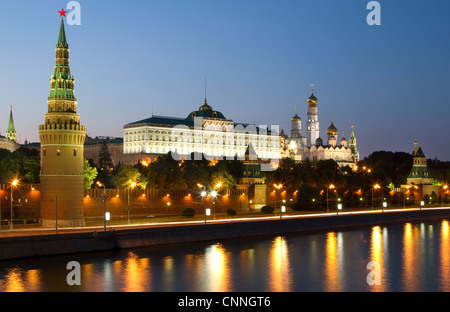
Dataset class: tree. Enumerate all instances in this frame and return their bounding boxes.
[96,140,114,188]
[98,140,113,171]
[83,159,98,190]
[210,164,237,189]
[294,184,321,211]
[113,165,147,189]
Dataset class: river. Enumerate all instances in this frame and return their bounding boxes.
[1,218,449,292]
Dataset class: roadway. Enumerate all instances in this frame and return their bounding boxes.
[1,206,449,238]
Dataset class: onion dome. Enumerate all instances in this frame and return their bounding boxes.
[326,120,338,137]
[291,113,301,121]
[315,137,323,146]
[340,136,347,147]
[307,90,318,106]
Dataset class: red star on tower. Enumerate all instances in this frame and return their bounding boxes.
[58,8,67,17]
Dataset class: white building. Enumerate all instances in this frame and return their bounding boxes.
[123,99,281,165]
[282,88,359,167]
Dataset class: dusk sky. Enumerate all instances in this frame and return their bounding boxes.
[0,0,449,160]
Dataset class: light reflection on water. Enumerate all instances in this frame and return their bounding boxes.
[1,219,450,292]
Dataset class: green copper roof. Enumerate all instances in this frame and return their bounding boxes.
[49,18,76,100]
[413,147,426,158]
[57,18,68,48]
[407,166,432,180]
[7,108,15,133]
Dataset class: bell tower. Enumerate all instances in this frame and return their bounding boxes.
[38,14,86,227]
[306,85,320,146]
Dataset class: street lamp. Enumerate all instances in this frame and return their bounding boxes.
[97,181,107,231]
[211,190,217,219]
[273,184,283,216]
[201,190,207,224]
[403,185,411,208]
[327,184,335,213]
[127,181,136,225]
[10,179,18,231]
[441,185,448,207]
[372,184,380,209]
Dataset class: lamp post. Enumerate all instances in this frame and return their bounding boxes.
[10,179,18,231]
[403,185,410,208]
[127,181,136,225]
[442,185,448,207]
[201,190,207,224]
[327,184,335,213]
[273,184,282,216]
[211,190,217,219]
[97,182,107,231]
[372,184,380,209]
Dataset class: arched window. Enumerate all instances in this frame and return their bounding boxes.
[57,149,61,156]
[73,148,77,156]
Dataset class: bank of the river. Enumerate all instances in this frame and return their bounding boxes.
[1,208,450,260]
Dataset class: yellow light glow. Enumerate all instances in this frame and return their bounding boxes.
[12,179,18,186]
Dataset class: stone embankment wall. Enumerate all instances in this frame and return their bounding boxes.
[1,208,449,260]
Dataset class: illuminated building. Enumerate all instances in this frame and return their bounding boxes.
[282,88,359,166]
[123,98,281,163]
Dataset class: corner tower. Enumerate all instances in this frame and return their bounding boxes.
[38,16,86,227]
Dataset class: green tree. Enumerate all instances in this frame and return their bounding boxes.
[293,184,321,211]
[84,159,98,190]
[113,165,147,189]
[210,163,237,189]
[98,140,113,171]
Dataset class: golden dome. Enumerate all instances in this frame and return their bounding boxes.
[326,121,338,137]
[307,91,318,106]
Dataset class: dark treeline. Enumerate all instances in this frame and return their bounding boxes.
[0,147,40,185]
[4,142,450,210]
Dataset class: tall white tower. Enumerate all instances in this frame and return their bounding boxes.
[306,87,320,146]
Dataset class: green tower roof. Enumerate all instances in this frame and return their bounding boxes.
[57,18,68,48]
[7,107,15,133]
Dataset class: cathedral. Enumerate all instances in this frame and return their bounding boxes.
[281,88,359,167]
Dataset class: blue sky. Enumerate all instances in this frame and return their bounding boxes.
[0,0,449,160]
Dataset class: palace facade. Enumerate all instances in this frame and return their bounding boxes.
[123,99,281,165]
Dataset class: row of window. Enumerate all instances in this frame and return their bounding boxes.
[43,148,78,157]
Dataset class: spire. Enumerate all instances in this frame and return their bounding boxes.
[57,18,68,49]
[50,16,75,100]
[349,125,359,162]
[6,106,17,143]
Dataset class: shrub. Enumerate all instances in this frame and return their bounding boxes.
[261,205,274,214]
[226,209,237,216]
[182,208,195,218]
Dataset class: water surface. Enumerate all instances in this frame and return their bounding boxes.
[1,219,449,292]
